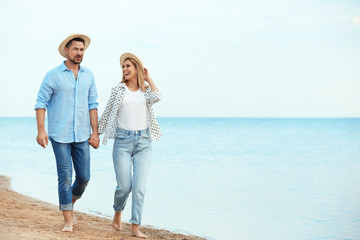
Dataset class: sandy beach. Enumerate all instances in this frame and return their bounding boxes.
[0,175,205,240]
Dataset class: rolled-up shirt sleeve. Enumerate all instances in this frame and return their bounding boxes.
[34,73,54,110]
[145,90,162,105]
[88,76,98,110]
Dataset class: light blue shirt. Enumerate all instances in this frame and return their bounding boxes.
[35,62,98,143]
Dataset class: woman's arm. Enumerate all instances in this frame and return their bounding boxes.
[98,87,116,134]
[144,67,161,105]
[144,67,158,91]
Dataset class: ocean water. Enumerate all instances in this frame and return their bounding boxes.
[1,117,360,240]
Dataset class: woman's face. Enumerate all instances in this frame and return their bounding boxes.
[122,59,137,81]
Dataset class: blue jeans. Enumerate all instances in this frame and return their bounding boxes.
[113,128,152,225]
[50,138,90,211]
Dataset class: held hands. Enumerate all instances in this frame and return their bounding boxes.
[89,132,100,149]
[36,130,99,149]
[36,130,49,148]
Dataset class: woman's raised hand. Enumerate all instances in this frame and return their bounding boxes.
[144,67,151,82]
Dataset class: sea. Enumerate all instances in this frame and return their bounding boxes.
[1,117,360,240]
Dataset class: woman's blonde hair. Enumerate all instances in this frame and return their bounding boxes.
[120,58,149,92]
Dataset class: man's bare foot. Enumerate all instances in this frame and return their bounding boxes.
[62,210,73,232]
[132,224,148,239]
[61,224,73,232]
[112,221,122,231]
[72,213,78,226]
[112,211,122,231]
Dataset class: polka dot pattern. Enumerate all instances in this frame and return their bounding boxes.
[99,83,162,145]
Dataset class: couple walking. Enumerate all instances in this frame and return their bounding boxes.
[35,33,162,239]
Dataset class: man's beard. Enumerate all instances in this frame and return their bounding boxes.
[69,55,82,65]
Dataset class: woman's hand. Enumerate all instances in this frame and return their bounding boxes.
[144,67,151,83]
[144,67,159,91]
[89,132,100,149]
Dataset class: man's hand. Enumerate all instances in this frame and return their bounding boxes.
[36,109,48,149]
[89,109,99,149]
[36,130,49,148]
[89,132,100,149]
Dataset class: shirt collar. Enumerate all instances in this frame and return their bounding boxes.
[60,61,85,72]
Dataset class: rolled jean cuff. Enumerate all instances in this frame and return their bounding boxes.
[60,202,73,211]
[72,194,82,200]
[113,204,125,212]
[129,218,141,225]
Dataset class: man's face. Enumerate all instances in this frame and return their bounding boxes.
[65,40,85,64]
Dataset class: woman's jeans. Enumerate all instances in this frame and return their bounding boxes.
[113,128,152,225]
[50,138,90,211]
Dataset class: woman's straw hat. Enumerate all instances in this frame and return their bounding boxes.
[58,33,91,58]
[120,53,144,72]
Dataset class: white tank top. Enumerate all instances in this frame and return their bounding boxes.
[116,86,149,130]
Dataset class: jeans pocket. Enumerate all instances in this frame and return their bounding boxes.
[141,132,150,140]
[116,132,128,140]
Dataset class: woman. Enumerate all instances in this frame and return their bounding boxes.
[99,53,162,239]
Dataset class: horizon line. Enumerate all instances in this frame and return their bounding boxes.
[1,116,360,119]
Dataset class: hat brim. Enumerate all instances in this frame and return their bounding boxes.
[58,34,91,58]
[120,53,144,72]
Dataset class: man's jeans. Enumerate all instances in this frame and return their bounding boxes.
[112,128,152,225]
[50,138,90,211]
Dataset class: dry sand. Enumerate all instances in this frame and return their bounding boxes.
[0,175,206,240]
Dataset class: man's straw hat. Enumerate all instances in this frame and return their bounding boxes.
[58,33,91,58]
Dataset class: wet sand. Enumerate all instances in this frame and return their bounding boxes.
[0,175,206,240]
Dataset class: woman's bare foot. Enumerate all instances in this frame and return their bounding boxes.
[132,224,148,239]
[61,223,73,232]
[112,211,122,231]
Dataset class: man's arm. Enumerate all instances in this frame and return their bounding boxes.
[36,109,48,148]
[89,109,100,149]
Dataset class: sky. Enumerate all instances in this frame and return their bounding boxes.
[0,0,359,118]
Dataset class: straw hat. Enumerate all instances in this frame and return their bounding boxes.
[120,53,144,72]
[58,33,91,58]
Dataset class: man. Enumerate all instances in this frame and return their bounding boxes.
[35,33,100,232]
